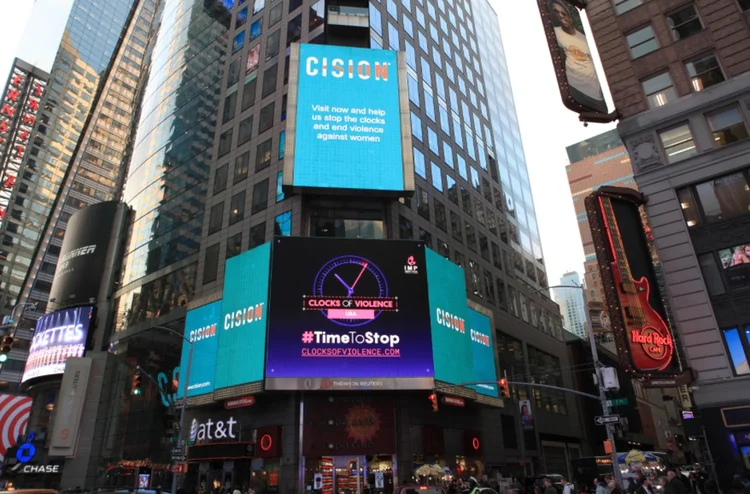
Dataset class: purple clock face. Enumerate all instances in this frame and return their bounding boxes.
[312,255,390,328]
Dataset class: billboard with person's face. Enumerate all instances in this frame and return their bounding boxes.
[539,0,608,115]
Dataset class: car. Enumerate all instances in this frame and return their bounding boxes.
[395,485,447,494]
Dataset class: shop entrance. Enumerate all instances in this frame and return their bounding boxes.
[306,455,394,494]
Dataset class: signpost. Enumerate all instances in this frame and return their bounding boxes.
[605,398,629,407]
[595,415,621,426]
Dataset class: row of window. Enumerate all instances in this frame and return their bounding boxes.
[641,52,724,110]
[615,0,749,17]
[657,104,749,164]
[722,326,750,377]
[208,170,286,234]
[678,168,750,228]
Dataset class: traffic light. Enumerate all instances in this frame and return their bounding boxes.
[0,335,14,362]
[429,393,439,412]
[498,378,510,398]
[132,369,143,396]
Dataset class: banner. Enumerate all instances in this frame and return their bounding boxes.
[50,357,92,457]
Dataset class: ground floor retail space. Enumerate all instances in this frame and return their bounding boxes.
[703,404,750,488]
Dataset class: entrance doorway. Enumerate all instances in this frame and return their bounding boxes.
[306,455,394,494]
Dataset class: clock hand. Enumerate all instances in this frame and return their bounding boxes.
[349,262,369,294]
[334,273,354,296]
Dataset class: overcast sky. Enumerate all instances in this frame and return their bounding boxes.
[0,0,614,289]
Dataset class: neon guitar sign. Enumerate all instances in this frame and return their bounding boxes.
[598,196,674,371]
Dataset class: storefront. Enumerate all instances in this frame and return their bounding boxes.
[302,394,396,494]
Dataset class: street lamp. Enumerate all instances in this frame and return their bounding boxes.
[116,324,192,494]
[151,325,193,494]
[532,284,622,485]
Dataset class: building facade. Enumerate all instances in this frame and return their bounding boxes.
[0,0,157,387]
[554,271,587,339]
[585,0,750,481]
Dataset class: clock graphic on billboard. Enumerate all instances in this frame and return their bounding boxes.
[305,255,398,327]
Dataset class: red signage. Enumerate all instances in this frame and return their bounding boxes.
[463,430,482,454]
[256,425,282,458]
[441,395,465,407]
[586,187,683,378]
[224,395,255,409]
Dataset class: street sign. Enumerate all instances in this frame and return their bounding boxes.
[171,447,183,455]
[595,415,621,426]
[606,398,629,407]
[184,440,195,447]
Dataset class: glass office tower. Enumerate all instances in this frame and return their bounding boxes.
[0,0,156,386]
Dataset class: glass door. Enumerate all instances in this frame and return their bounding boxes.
[334,456,366,494]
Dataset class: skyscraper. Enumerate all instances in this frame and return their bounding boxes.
[554,271,586,339]
[585,0,750,476]
[97,0,584,481]
[0,0,157,386]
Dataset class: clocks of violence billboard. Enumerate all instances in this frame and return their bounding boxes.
[282,43,414,195]
[265,237,434,390]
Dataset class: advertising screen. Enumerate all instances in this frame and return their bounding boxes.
[177,300,222,398]
[22,306,93,382]
[425,249,473,386]
[539,0,608,115]
[468,308,498,397]
[266,237,433,390]
[215,242,272,390]
[283,43,413,194]
[718,243,750,289]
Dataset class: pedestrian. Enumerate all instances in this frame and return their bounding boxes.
[596,478,609,494]
[544,478,558,494]
[635,477,653,494]
[561,478,573,494]
[666,471,689,494]
[608,481,624,494]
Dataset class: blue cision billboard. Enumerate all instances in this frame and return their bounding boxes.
[265,237,434,390]
[177,300,222,398]
[468,308,499,397]
[283,43,413,193]
[215,242,272,389]
[425,249,474,386]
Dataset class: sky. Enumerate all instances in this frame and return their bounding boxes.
[0,0,614,290]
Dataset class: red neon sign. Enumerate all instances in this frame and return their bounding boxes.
[472,437,480,450]
[260,433,273,451]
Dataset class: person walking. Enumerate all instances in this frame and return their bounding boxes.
[544,478,558,494]
[666,471,689,494]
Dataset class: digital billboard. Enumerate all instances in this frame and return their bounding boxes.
[265,237,433,390]
[177,300,222,398]
[425,249,473,386]
[585,187,683,378]
[283,43,414,194]
[538,0,608,116]
[468,308,498,397]
[215,242,272,389]
[22,306,93,382]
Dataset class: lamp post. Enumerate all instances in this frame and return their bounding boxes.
[532,284,622,485]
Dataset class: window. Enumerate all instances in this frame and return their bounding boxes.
[218,129,232,157]
[208,202,224,235]
[246,45,260,75]
[278,130,286,160]
[259,102,275,133]
[447,175,458,204]
[677,187,701,227]
[233,31,245,54]
[698,253,726,296]
[214,164,228,195]
[667,5,702,40]
[450,211,462,243]
[229,191,246,225]
[310,0,324,30]
[262,64,277,98]
[237,7,248,28]
[251,19,263,41]
[739,0,750,11]
[203,243,220,284]
[276,171,285,202]
[431,162,443,191]
[722,327,750,375]
[250,222,266,248]
[266,29,280,59]
[461,186,472,215]
[685,53,724,91]
[491,242,502,270]
[483,269,495,304]
[227,232,242,259]
[256,138,273,171]
[659,124,697,163]
[235,151,250,183]
[626,25,659,59]
[411,112,423,142]
[418,228,432,248]
[694,172,750,223]
[222,92,237,123]
[252,179,269,214]
[269,3,282,27]
[465,221,476,251]
[289,0,302,12]
[399,215,414,239]
[254,0,265,14]
[242,78,257,111]
[434,200,447,232]
[417,187,430,220]
[287,14,302,46]
[275,211,292,236]
[642,72,677,109]
[238,115,253,145]
[707,107,749,147]
[414,146,426,178]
